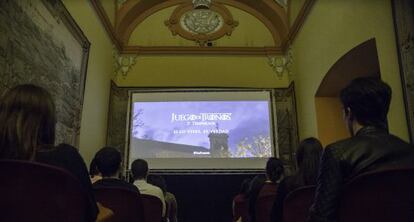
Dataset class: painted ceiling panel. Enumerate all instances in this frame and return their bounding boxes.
[128,5,276,47]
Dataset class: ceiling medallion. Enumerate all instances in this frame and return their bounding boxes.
[165,3,238,46]
[181,9,223,34]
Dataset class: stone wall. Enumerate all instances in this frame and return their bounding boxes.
[393,0,414,143]
[0,0,89,145]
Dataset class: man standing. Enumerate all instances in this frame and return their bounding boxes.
[308,77,414,222]
[131,159,166,217]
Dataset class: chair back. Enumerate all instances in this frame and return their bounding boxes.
[255,186,278,222]
[233,195,249,222]
[0,160,88,222]
[165,192,178,222]
[339,167,414,222]
[141,194,163,222]
[283,186,316,222]
[94,187,144,222]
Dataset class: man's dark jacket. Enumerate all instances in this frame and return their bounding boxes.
[308,126,414,222]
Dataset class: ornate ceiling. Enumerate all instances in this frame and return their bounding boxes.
[91,0,314,55]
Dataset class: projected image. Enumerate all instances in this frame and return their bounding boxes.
[130,101,273,158]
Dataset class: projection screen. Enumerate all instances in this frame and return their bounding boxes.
[127,90,277,171]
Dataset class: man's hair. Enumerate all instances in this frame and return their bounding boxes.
[340,77,391,129]
[0,84,56,160]
[89,158,100,176]
[94,147,122,177]
[131,159,148,180]
[266,157,284,183]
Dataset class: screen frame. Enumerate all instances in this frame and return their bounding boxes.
[124,88,279,173]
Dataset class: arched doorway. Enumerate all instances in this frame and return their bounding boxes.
[315,39,380,146]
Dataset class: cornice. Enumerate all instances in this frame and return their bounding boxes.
[121,46,283,55]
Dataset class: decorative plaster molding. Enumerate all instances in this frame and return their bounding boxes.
[122,46,282,55]
[268,47,293,79]
[274,0,288,9]
[192,0,212,9]
[182,10,223,34]
[165,3,238,46]
[117,0,128,8]
[113,47,137,78]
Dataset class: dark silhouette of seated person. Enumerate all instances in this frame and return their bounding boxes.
[148,175,178,222]
[0,84,98,221]
[271,137,322,222]
[232,178,251,222]
[308,77,414,222]
[131,159,166,216]
[92,146,139,193]
[248,157,284,222]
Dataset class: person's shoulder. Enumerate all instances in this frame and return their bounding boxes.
[95,178,140,193]
[149,183,164,196]
[118,179,140,192]
[55,143,80,154]
[325,137,354,150]
[56,143,84,159]
[151,183,163,192]
[324,137,359,158]
[37,143,81,162]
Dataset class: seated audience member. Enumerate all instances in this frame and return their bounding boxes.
[232,178,251,222]
[271,137,322,222]
[89,158,102,184]
[248,158,284,222]
[0,84,98,222]
[93,147,139,193]
[148,175,178,222]
[308,77,414,222]
[131,159,166,216]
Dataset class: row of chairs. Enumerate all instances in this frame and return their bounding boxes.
[2,160,413,222]
[95,188,164,222]
[0,160,166,222]
[283,168,414,222]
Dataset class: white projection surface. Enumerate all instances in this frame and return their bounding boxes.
[127,91,277,170]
